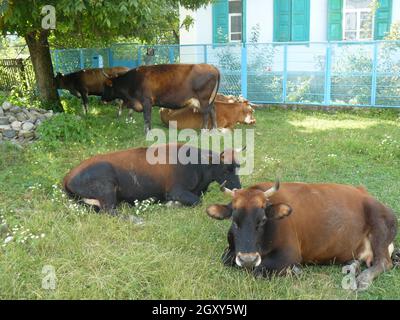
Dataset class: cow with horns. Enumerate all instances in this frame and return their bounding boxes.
[207,180,397,291]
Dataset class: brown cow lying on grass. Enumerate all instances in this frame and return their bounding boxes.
[159,97,256,130]
[207,180,397,291]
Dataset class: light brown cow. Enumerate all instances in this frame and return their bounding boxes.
[207,181,397,291]
[159,100,256,130]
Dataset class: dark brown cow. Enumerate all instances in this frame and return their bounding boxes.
[55,67,130,115]
[63,143,241,214]
[101,64,220,133]
[159,100,256,130]
[207,181,397,291]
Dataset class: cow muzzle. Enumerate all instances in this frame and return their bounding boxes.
[236,252,261,269]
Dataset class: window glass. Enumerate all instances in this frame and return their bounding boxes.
[229,0,242,14]
[231,15,242,33]
[345,0,371,9]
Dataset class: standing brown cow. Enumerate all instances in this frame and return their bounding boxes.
[101,64,220,134]
[55,67,130,115]
[207,181,397,291]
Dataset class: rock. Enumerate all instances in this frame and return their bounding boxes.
[0,107,3,117]
[44,112,53,118]
[3,129,16,139]
[21,130,34,139]
[8,116,17,123]
[16,112,28,122]
[10,106,21,113]
[0,125,11,131]
[1,101,12,111]
[35,119,43,126]
[22,122,35,131]
[0,116,9,125]
[11,121,22,131]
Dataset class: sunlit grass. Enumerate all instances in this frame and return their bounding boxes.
[0,99,399,299]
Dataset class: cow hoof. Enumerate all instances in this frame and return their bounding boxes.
[356,271,374,291]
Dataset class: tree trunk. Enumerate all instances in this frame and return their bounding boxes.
[25,30,63,112]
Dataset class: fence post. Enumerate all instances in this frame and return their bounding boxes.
[203,45,208,64]
[137,46,142,66]
[168,47,175,63]
[282,44,288,103]
[54,49,59,73]
[371,42,378,107]
[324,44,332,105]
[79,49,84,69]
[241,43,248,99]
[108,47,114,67]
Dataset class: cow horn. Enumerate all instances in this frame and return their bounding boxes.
[264,180,280,198]
[102,70,111,79]
[220,181,236,197]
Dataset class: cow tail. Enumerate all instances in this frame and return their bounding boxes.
[209,68,220,105]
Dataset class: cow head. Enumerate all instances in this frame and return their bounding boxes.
[206,181,292,269]
[101,78,117,102]
[239,102,256,125]
[212,148,243,190]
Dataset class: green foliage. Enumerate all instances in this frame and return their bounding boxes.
[36,113,90,147]
[1,0,211,46]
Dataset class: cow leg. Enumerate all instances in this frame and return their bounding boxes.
[253,250,297,278]
[356,241,393,291]
[81,92,89,115]
[165,187,200,206]
[356,204,397,291]
[210,103,218,129]
[142,99,152,134]
[117,99,123,118]
[201,109,210,130]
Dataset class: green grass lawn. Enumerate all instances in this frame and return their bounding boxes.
[0,99,399,299]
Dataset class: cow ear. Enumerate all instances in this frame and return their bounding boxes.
[266,203,292,220]
[105,79,113,87]
[207,204,232,220]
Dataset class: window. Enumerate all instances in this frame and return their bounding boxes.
[229,0,242,42]
[343,0,373,40]
[274,0,310,42]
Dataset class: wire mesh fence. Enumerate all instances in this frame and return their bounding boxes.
[2,41,399,108]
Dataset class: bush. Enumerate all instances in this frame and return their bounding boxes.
[36,113,91,147]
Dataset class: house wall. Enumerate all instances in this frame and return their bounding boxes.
[393,0,400,24]
[246,0,274,42]
[310,0,328,42]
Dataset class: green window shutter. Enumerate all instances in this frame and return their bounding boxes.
[212,0,229,43]
[327,0,343,41]
[242,0,247,43]
[274,0,292,42]
[291,0,310,41]
[374,0,392,40]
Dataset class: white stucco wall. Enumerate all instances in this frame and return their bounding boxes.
[393,0,400,24]
[246,0,274,43]
[310,0,328,42]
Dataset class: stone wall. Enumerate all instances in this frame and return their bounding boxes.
[0,101,55,144]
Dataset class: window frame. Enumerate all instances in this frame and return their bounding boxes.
[342,0,374,41]
[228,0,243,42]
